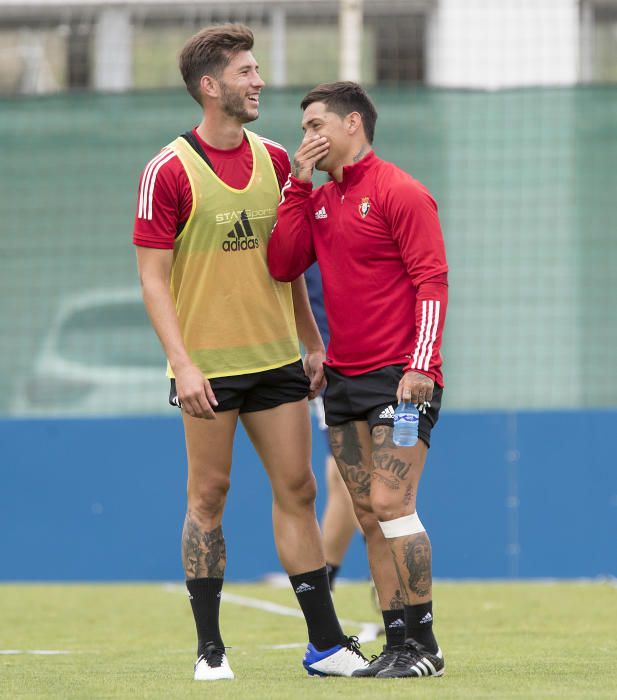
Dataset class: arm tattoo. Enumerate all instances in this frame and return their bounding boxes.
[291,158,302,178]
[182,513,226,579]
[404,532,432,598]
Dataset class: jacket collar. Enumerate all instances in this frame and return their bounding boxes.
[332,150,378,192]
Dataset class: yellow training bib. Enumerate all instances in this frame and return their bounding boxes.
[167,130,299,379]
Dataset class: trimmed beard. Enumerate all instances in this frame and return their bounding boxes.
[219,81,257,123]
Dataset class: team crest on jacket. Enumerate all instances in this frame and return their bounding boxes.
[359,197,370,218]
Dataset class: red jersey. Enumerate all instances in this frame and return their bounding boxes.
[268,151,448,386]
[133,128,290,248]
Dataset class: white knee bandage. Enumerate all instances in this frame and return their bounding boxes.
[378,512,425,538]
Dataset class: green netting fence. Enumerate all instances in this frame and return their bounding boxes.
[1,86,616,416]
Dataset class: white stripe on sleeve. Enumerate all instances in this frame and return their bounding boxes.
[279,176,292,204]
[259,136,288,153]
[422,300,440,371]
[411,300,428,369]
[416,300,435,371]
[138,149,172,219]
[145,151,175,220]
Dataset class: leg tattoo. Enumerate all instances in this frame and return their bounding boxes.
[391,551,410,606]
[371,425,413,492]
[404,532,432,598]
[389,588,405,610]
[182,512,226,579]
[329,424,371,497]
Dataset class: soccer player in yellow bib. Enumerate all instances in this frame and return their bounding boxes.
[133,25,367,680]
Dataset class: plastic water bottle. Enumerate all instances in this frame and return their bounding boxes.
[393,402,419,446]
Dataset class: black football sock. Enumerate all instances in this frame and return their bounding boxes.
[382,608,406,648]
[290,567,346,650]
[325,562,340,591]
[186,577,224,657]
[405,601,438,653]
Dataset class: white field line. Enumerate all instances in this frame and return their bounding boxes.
[162,584,382,647]
[0,650,71,655]
[222,592,381,645]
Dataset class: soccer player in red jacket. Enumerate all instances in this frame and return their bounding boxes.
[268,82,448,679]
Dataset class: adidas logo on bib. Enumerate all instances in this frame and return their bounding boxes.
[222,209,260,252]
[379,405,395,419]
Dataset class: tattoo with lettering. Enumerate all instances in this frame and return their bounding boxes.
[340,462,371,497]
[372,471,400,490]
[404,532,432,598]
[373,452,411,479]
[372,427,413,481]
[182,513,226,579]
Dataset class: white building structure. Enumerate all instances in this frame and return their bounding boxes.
[2,0,609,92]
[426,0,580,89]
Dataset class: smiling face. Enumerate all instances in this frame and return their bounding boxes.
[301,101,353,173]
[211,50,264,123]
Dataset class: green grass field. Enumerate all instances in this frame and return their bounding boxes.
[1,581,616,699]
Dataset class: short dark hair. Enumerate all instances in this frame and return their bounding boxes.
[300,81,378,143]
[179,23,254,105]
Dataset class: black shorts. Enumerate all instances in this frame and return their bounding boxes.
[323,364,443,448]
[169,359,310,413]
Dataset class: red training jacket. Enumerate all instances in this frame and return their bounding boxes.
[268,150,448,386]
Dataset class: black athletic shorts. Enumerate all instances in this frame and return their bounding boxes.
[169,359,310,413]
[323,364,443,448]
